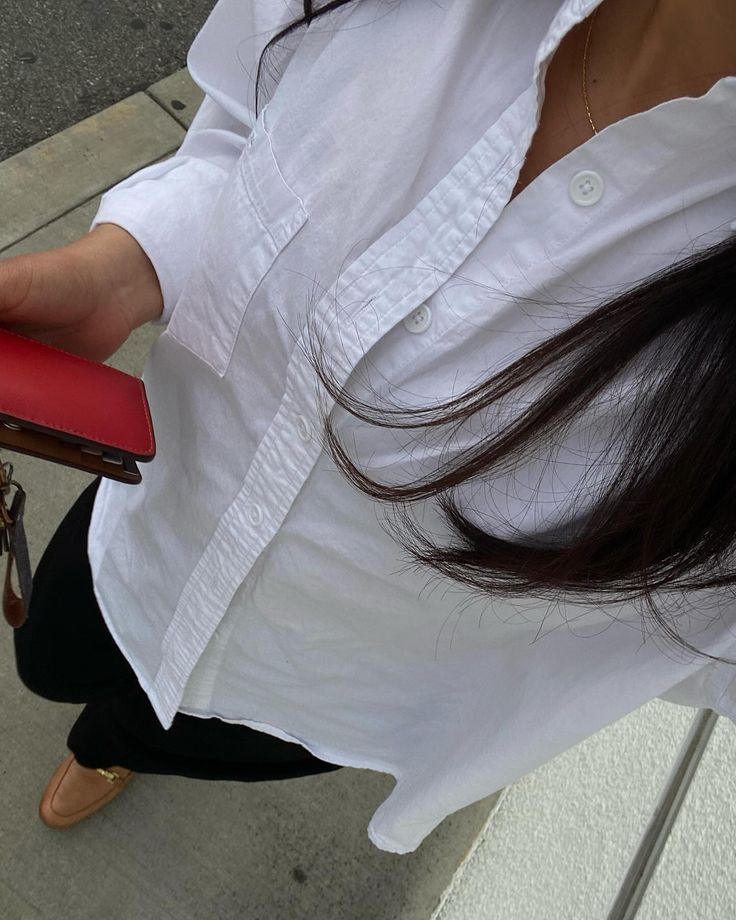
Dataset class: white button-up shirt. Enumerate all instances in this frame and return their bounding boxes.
[87,0,736,853]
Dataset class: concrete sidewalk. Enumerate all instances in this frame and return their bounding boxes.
[0,70,497,920]
[2,68,736,920]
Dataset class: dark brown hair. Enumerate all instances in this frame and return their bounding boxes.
[256,0,736,664]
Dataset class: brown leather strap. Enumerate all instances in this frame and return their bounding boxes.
[3,549,26,628]
[0,423,141,484]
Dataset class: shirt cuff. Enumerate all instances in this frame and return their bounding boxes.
[88,87,253,325]
[89,155,234,326]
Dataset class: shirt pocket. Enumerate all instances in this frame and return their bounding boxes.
[166,120,309,378]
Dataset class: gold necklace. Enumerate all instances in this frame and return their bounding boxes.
[582,5,601,135]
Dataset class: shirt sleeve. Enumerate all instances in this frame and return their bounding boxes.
[88,0,305,326]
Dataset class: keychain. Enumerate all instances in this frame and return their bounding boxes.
[0,456,33,628]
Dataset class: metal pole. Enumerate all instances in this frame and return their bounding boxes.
[605,707,719,920]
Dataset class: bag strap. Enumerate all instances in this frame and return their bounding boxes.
[1,458,32,628]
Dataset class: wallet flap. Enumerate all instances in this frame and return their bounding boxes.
[0,328,155,459]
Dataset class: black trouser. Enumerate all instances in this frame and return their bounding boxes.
[13,476,341,781]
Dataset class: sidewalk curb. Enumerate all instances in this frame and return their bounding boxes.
[0,68,203,256]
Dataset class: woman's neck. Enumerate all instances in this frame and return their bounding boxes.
[588,0,736,118]
[509,0,735,202]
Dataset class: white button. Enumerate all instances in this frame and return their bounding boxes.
[247,503,264,526]
[403,303,432,334]
[296,415,312,443]
[569,170,605,207]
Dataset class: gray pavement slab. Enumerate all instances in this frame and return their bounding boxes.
[0,75,497,919]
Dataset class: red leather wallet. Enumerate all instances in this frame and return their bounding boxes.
[0,327,156,485]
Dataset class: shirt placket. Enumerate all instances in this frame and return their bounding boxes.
[150,84,546,727]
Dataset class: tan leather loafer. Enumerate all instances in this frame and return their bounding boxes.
[39,753,134,829]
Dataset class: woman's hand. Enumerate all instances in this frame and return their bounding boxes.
[0,223,164,363]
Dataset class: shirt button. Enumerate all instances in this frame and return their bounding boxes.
[403,303,432,334]
[569,170,605,207]
[247,503,264,526]
[296,415,312,442]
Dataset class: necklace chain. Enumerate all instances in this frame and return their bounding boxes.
[582,5,600,135]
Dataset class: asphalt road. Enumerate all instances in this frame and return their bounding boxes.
[1,0,219,162]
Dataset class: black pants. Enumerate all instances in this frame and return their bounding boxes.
[13,476,341,782]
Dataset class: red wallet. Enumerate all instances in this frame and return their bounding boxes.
[0,326,157,628]
[0,326,156,485]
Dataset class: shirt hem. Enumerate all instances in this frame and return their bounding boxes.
[177,704,418,852]
[177,704,400,779]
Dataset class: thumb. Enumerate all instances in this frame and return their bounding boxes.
[0,246,96,333]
